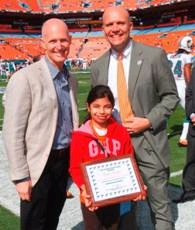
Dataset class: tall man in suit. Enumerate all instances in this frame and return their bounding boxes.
[91,6,179,230]
[3,18,79,230]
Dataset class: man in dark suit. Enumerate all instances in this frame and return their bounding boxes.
[91,6,179,230]
[177,65,195,202]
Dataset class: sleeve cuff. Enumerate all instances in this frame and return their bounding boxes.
[13,177,30,184]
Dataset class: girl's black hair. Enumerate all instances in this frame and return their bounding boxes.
[83,85,114,123]
[87,85,115,107]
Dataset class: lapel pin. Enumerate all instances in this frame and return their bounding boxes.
[137,60,142,65]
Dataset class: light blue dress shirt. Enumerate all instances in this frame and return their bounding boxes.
[45,57,73,149]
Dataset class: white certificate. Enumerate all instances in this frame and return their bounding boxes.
[81,155,146,207]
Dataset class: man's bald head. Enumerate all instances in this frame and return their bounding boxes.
[103,6,130,23]
[41,18,69,39]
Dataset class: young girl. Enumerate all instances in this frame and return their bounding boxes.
[69,85,145,230]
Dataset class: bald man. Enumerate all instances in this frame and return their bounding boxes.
[3,18,79,229]
[91,6,179,230]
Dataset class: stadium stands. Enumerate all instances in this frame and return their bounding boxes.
[0,26,194,63]
[133,28,195,54]
[0,0,41,12]
[0,0,22,12]
[1,0,189,13]
[0,0,194,73]
[0,0,194,13]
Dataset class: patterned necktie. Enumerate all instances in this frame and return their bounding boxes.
[117,53,133,122]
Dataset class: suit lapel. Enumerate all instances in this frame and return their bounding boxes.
[68,76,79,129]
[129,41,144,99]
[39,58,58,101]
[99,50,110,85]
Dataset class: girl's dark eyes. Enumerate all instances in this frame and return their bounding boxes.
[92,105,112,109]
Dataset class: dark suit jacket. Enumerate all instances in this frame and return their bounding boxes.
[186,66,195,137]
[91,40,179,168]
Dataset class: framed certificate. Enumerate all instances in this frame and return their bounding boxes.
[81,154,146,207]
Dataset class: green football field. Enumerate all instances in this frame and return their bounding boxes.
[0,71,186,229]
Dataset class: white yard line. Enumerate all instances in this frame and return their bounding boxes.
[170,170,183,177]
[78,107,86,111]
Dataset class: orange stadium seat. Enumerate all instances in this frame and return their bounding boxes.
[69,36,110,61]
[133,29,195,55]
[123,0,137,10]
[0,28,194,62]
[0,0,190,13]
[7,0,136,13]
[0,38,43,61]
[39,0,63,13]
[0,44,27,60]
[0,0,40,12]
[135,0,174,9]
[0,0,21,11]
[21,0,41,12]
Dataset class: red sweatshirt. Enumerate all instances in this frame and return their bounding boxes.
[69,117,134,188]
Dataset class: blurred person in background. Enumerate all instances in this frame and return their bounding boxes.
[174,65,195,203]
[167,36,194,147]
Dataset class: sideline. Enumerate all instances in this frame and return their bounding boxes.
[170,170,183,177]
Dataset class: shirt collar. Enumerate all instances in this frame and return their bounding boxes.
[111,39,132,59]
[44,56,67,80]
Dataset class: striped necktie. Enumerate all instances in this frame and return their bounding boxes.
[117,53,133,122]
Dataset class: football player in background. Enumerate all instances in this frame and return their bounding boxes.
[167,36,194,146]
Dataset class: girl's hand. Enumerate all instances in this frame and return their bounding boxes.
[80,185,98,211]
[132,185,147,201]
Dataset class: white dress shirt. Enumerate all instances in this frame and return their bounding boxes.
[108,40,132,111]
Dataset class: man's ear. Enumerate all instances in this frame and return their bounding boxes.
[69,35,72,44]
[40,38,46,51]
[129,21,133,31]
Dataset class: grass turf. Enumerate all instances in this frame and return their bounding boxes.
[0,71,187,228]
